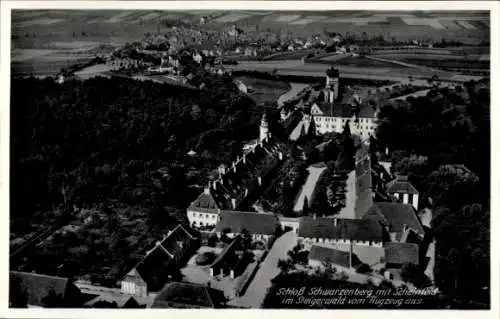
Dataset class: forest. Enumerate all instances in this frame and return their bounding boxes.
[10,74,281,284]
[374,80,490,308]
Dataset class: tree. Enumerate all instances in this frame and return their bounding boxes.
[9,276,28,308]
[401,263,432,288]
[277,258,295,274]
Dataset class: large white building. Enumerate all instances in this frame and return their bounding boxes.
[310,68,378,140]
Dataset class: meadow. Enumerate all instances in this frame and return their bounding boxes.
[234,76,290,105]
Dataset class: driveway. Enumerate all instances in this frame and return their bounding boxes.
[293,164,326,212]
[337,170,356,219]
[229,231,298,308]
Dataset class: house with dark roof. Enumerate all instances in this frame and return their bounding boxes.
[384,242,420,267]
[9,271,82,308]
[308,244,362,271]
[298,217,384,250]
[363,202,425,242]
[386,175,419,210]
[187,113,286,229]
[152,282,226,308]
[215,211,279,243]
[120,225,198,297]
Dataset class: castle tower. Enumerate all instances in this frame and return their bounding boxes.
[259,113,269,142]
[325,67,340,102]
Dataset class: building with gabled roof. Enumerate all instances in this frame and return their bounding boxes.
[386,175,419,210]
[187,113,286,229]
[152,282,226,308]
[215,211,279,242]
[309,68,378,140]
[308,244,362,270]
[384,242,420,267]
[363,202,425,242]
[9,271,82,308]
[120,225,198,297]
[298,216,384,249]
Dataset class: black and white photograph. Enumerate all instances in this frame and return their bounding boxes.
[2,1,498,315]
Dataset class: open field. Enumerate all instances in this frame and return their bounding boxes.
[234,76,290,105]
[319,55,406,68]
[11,10,489,77]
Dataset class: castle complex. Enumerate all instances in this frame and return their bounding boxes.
[309,67,378,140]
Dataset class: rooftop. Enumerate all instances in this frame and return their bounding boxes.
[386,175,419,195]
[9,271,72,307]
[298,217,384,242]
[215,211,279,235]
[309,245,361,268]
[384,242,420,266]
[152,282,226,308]
[364,202,425,237]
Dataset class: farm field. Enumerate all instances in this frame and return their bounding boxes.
[373,53,490,70]
[234,76,290,105]
[319,55,405,68]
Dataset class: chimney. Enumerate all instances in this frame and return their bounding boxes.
[204,183,211,194]
[278,151,283,161]
[231,198,237,209]
[257,176,262,186]
[313,213,317,220]
[242,153,246,164]
[385,146,389,156]
[244,188,249,197]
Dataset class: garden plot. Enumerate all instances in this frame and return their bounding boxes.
[274,14,302,23]
[289,16,327,25]
[104,11,136,24]
[456,20,477,30]
[215,13,251,23]
[402,18,446,30]
[18,18,63,27]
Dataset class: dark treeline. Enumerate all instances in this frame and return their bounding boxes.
[374,81,490,308]
[10,75,281,283]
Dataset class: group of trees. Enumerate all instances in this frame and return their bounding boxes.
[10,71,269,282]
[374,81,490,307]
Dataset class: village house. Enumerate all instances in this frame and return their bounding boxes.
[386,175,419,210]
[152,282,226,308]
[187,113,286,228]
[363,202,426,243]
[120,225,198,297]
[383,242,420,281]
[307,244,362,272]
[234,80,248,93]
[215,211,280,243]
[9,271,83,308]
[207,235,256,280]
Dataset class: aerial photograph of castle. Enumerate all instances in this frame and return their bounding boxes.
[5,3,494,313]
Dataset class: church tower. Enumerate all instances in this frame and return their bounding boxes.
[259,113,270,142]
[325,67,340,103]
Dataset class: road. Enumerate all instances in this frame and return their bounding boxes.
[337,170,356,219]
[293,164,327,212]
[229,231,298,308]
